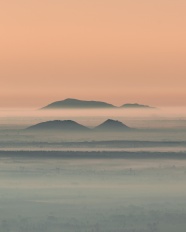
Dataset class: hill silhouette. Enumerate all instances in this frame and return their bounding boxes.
[41,98,116,109]
[121,103,153,108]
[94,119,130,131]
[27,120,90,132]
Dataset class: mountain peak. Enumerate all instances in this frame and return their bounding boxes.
[94,119,130,131]
[103,119,123,125]
[27,120,90,132]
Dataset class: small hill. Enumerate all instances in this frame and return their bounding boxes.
[121,103,153,109]
[26,120,90,132]
[94,119,130,131]
[41,98,116,109]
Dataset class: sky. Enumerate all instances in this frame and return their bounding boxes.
[0,0,186,108]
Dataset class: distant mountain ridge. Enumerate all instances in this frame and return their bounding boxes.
[41,98,154,109]
[26,119,131,132]
[41,98,116,109]
[121,103,153,108]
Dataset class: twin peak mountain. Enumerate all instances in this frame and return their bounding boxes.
[27,119,131,132]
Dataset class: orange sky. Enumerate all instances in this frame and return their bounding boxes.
[0,0,186,107]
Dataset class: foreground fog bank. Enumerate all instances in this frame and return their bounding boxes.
[0,152,186,232]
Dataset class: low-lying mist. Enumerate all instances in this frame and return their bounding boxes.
[0,107,186,130]
[0,152,186,232]
[1,107,186,232]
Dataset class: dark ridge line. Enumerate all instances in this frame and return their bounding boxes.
[0,150,185,159]
[1,140,186,147]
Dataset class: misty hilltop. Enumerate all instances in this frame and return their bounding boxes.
[41,98,116,109]
[41,98,154,109]
[26,120,90,132]
[94,119,131,131]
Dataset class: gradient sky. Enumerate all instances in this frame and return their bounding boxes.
[0,0,186,107]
